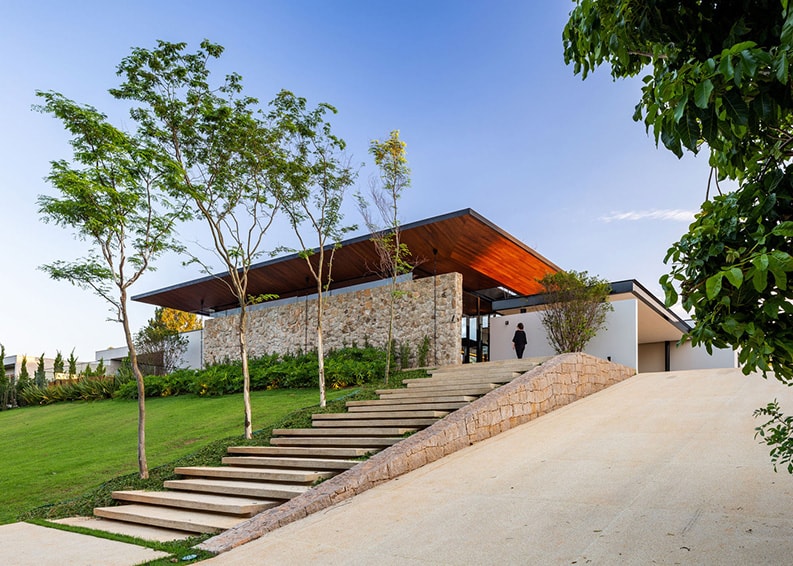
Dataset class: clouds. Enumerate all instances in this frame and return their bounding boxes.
[599,209,696,223]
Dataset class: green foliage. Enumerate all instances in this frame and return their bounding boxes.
[357,130,414,383]
[565,0,793,379]
[34,353,46,388]
[417,335,431,367]
[565,0,793,471]
[17,377,118,406]
[399,341,412,369]
[115,347,387,399]
[53,351,64,375]
[18,356,29,381]
[271,90,358,408]
[16,357,33,405]
[67,349,77,377]
[0,343,8,411]
[662,171,793,380]
[538,271,614,354]
[755,400,793,472]
[564,0,791,181]
[110,39,287,439]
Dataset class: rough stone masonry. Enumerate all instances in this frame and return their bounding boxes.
[202,272,463,367]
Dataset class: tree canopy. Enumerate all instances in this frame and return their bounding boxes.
[564,1,793,381]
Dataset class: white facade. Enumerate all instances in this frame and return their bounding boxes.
[490,300,639,369]
[489,285,737,372]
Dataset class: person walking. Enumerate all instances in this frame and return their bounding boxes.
[512,322,527,359]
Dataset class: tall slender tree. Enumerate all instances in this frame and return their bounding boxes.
[111,41,283,439]
[34,353,46,388]
[67,349,77,378]
[0,343,7,411]
[272,91,357,407]
[357,131,413,383]
[36,92,187,478]
[53,351,65,376]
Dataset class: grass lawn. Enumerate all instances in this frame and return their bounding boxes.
[0,388,349,524]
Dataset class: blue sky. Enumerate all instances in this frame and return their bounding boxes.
[0,1,711,361]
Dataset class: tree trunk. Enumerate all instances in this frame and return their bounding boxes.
[384,276,396,386]
[121,295,148,479]
[316,288,326,408]
[239,306,253,439]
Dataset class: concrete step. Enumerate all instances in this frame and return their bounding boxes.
[174,466,334,484]
[430,357,549,371]
[311,411,449,426]
[94,503,245,534]
[226,446,376,458]
[164,478,308,499]
[270,436,402,448]
[403,375,514,386]
[376,385,495,398]
[111,490,279,517]
[348,395,476,406]
[221,456,359,470]
[345,401,466,411]
[311,418,439,428]
[272,427,417,437]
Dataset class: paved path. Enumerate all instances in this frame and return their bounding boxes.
[198,368,793,565]
[0,522,168,565]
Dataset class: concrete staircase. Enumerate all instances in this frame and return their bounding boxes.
[93,358,546,536]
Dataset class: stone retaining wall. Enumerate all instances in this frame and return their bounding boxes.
[199,352,636,554]
[203,272,463,367]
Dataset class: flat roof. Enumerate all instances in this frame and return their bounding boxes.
[133,209,562,316]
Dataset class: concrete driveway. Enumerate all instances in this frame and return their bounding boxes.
[198,368,793,565]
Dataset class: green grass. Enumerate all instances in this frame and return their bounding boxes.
[0,388,350,525]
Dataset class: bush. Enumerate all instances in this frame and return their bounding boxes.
[114,346,388,399]
[16,376,118,405]
[13,347,389,403]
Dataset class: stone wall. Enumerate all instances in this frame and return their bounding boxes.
[200,352,636,553]
[202,272,463,367]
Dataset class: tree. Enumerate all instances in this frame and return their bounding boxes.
[37,92,187,478]
[564,1,793,468]
[34,353,46,388]
[111,40,283,439]
[357,131,413,383]
[16,356,32,403]
[564,0,793,379]
[67,349,77,378]
[0,343,8,411]
[135,307,189,375]
[159,308,202,333]
[537,271,613,354]
[273,91,357,407]
[53,351,65,375]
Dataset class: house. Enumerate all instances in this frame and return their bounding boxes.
[132,209,736,372]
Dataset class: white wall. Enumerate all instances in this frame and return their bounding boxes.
[489,299,639,369]
[670,341,737,370]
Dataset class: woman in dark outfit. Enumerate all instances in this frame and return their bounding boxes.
[512,322,527,359]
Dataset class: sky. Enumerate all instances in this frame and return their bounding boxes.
[0,1,713,362]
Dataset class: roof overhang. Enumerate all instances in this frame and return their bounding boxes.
[133,209,562,316]
[491,279,691,344]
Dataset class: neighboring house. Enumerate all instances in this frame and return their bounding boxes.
[2,355,56,382]
[95,329,204,374]
[132,209,737,373]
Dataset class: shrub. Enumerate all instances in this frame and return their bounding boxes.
[417,335,431,367]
